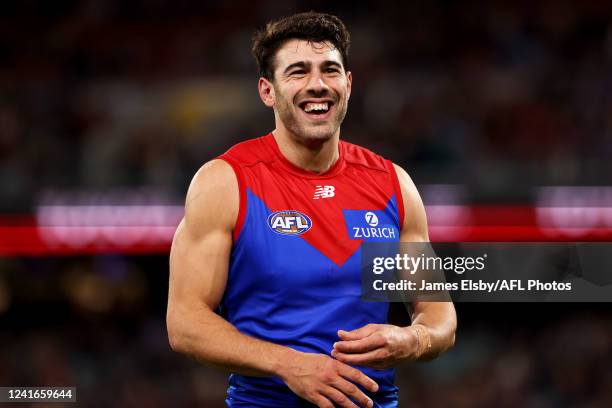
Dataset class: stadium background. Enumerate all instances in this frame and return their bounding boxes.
[1,0,611,406]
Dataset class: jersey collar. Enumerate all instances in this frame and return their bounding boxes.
[263,132,345,179]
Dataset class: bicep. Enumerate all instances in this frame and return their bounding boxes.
[168,160,238,314]
[169,218,232,311]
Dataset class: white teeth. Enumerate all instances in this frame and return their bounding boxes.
[304,102,329,113]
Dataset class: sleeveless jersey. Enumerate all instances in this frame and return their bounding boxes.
[218,133,405,407]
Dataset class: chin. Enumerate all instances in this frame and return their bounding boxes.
[299,122,339,140]
[297,129,335,146]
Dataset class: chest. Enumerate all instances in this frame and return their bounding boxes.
[236,163,401,266]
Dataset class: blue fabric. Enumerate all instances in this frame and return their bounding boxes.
[221,189,402,406]
[226,375,399,407]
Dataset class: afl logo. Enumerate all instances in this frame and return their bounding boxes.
[268,210,313,235]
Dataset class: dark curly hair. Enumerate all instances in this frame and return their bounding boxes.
[252,12,350,81]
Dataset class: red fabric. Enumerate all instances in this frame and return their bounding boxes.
[218,133,400,265]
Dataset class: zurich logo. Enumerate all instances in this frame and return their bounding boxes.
[344,209,398,241]
[268,210,312,235]
[365,211,379,227]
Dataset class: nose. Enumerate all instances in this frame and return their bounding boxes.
[305,70,330,95]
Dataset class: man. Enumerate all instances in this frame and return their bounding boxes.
[167,12,456,408]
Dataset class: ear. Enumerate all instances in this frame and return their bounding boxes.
[258,77,275,108]
[346,71,352,100]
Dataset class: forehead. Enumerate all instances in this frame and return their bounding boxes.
[274,39,343,69]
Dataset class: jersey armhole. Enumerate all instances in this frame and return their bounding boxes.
[387,161,405,229]
[216,156,246,242]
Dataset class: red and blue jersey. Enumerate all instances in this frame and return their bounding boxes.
[218,133,404,407]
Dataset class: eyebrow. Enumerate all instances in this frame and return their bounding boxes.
[322,61,343,69]
[282,60,344,75]
[283,61,309,74]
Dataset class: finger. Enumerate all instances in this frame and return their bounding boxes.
[338,324,379,340]
[333,334,386,354]
[330,377,375,408]
[323,386,360,408]
[334,348,387,368]
[337,363,379,393]
[310,393,334,408]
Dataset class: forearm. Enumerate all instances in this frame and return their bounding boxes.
[407,301,457,360]
[167,306,299,377]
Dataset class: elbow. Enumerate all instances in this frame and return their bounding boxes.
[166,314,188,354]
[167,330,183,353]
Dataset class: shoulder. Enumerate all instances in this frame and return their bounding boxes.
[220,134,273,167]
[392,163,419,198]
[183,159,239,238]
[341,140,390,173]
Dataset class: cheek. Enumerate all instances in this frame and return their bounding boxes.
[332,81,349,98]
[279,82,302,101]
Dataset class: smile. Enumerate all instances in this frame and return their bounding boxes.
[298,100,334,120]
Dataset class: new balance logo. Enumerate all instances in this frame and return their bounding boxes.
[313,185,335,199]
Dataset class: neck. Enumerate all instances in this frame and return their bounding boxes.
[272,128,340,174]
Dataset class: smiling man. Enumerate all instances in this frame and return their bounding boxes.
[167,12,456,408]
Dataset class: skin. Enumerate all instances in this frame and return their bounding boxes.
[257,39,352,173]
[167,39,457,408]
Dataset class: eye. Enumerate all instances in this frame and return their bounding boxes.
[289,70,306,76]
[325,68,340,74]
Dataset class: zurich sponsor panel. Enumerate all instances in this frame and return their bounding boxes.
[344,210,399,241]
[267,210,312,235]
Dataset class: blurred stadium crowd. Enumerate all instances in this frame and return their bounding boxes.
[1,0,612,212]
[1,0,612,406]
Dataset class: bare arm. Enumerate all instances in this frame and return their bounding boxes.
[393,163,457,360]
[167,160,378,408]
[167,159,293,376]
[332,163,456,367]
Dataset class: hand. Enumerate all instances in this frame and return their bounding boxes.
[279,351,379,408]
[331,324,418,369]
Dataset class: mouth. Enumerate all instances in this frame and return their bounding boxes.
[298,100,334,120]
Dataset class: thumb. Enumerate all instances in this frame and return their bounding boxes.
[338,324,378,340]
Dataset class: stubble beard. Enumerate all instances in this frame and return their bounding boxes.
[274,85,348,148]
